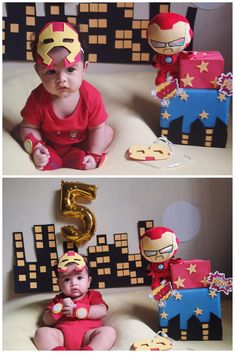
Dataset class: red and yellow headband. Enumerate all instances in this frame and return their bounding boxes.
[57,251,87,273]
[37,22,82,68]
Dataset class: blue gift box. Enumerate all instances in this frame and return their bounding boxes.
[159,288,222,340]
[159,89,230,147]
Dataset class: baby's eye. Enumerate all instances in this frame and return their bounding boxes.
[46,69,56,75]
[67,67,76,73]
[77,276,83,280]
[64,277,70,282]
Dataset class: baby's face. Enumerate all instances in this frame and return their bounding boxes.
[58,266,91,299]
[35,47,87,98]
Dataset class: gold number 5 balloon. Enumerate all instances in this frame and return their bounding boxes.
[60,181,97,247]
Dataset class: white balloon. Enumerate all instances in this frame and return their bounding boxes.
[192,3,225,10]
[162,201,201,242]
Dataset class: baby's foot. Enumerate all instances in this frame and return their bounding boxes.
[83,155,97,170]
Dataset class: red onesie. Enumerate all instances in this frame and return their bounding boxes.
[21,80,108,169]
[46,290,108,350]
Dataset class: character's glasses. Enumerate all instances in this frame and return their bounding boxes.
[144,244,173,257]
[151,37,185,49]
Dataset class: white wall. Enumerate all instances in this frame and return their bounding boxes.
[3,178,232,303]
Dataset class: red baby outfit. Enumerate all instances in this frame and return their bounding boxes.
[46,290,107,350]
[21,81,108,169]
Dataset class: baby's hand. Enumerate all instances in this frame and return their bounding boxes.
[83,155,97,170]
[33,144,50,170]
[62,297,76,317]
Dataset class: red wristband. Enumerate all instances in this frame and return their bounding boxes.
[24,133,44,154]
[73,303,90,319]
[50,303,64,320]
[86,151,106,167]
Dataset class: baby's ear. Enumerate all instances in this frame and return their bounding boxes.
[34,64,40,75]
[88,276,92,287]
[84,61,89,71]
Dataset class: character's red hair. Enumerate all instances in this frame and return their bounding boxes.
[149,12,193,39]
[142,227,179,246]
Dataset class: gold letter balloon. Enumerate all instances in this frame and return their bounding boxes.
[60,181,97,247]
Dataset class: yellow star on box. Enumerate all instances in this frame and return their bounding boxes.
[200,276,209,286]
[217,93,227,102]
[173,276,185,288]
[194,307,203,316]
[196,60,209,73]
[161,111,171,120]
[210,76,218,88]
[198,110,209,120]
[186,263,197,275]
[160,311,168,319]
[179,91,189,101]
[180,73,195,87]
[208,290,218,298]
[173,292,183,300]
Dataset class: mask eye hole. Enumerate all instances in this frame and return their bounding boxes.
[63,38,74,43]
[43,38,54,44]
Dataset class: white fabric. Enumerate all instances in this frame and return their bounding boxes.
[3,288,232,350]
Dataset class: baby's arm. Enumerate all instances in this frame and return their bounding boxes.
[42,309,57,326]
[87,303,107,320]
[83,122,113,170]
[19,122,42,142]
[19,122,50,170]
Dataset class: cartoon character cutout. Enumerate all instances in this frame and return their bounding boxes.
[148,12,193,86]
[140,227,180,291]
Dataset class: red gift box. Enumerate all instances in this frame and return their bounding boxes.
[179,51,224,89]
[170,259,211,290]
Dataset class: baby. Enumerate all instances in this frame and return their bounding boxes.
[34,251,116,350]
[18,22,113,170]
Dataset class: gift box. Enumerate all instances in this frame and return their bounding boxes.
[179,51,224,89]
[159,88,230,147]
[170,259,211,290]
[159,288,222,340]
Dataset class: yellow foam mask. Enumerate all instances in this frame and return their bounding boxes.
[131,335,172,351]
[37,22,81,67]
[57,251,87,273]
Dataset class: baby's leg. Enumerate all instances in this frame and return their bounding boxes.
[82,326,116,350]
[62,147,86,170]
[102,125,114,151]
[34,327,64,350]
[35,145,63,171]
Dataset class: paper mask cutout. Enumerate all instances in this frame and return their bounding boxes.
[57,251,87,273]
[131,332,173,351]
[37,22,82,68]
[127,143,170,161]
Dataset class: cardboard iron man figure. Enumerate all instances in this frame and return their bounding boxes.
[148,12,193,86]
[140,227,181,292]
